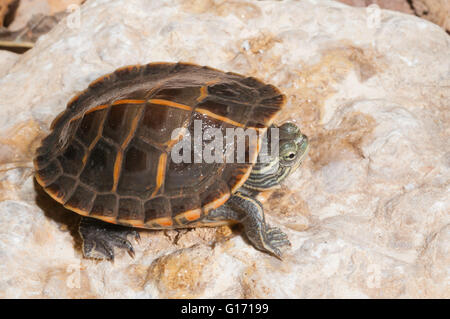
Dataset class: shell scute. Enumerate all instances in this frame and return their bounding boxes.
[79,138,117,192]
[46,175,77,204]
[57,139,85,176]
[65,185,95,215]
[117,198,144,225]
[91,194,117,218]
[144,196,171,225]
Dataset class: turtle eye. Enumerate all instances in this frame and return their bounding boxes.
[283,151,296,161]
[280,141,298,163]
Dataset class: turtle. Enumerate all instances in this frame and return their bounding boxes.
[34,62,309,260]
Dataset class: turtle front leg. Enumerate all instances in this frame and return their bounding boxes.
[208,192,290,258]
[78,217,140,261]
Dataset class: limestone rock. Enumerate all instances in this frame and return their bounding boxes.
[8,0,85,30]
[337,0,414,15]
[0,50,19,76]
[411,0,450,32]
[0,0,448,298]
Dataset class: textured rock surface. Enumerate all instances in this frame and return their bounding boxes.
[0,0,448,298]
[8,0,84,30]
[0,50,19,76]
[338,0,414,15]
[411,0,450,32]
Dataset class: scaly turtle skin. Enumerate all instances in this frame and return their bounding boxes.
[34,62,309,260]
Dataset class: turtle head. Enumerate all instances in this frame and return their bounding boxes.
[278,122,309,172]
[245,122,309,191]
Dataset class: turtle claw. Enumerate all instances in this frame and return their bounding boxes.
[259,226,291,259]
[266,226,291,248]
[244,225,290,259]
[126,245,135,259]
[132,230,141,243]
[79,217,139,261]
[91,239,115,261]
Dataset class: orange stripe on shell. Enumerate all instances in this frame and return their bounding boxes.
[84,104,109,115]
[197,86,208,102]
[148,98,264,131]
[149,217,173,227]
[112,104,144,192]
[196,80,219,102]
[230,167,253,194]
[81,132,103,165]
[117,218,144,227]
[112,99,146,105]
[68,100,143,126]
[148,99,193,111]
[174,208,202,224]
[66,104,109,125]
[122,109,142,147]
[151,153,167,196]
[195,108,245,128]
[112,151,123,192]
[203,191,231,214]
[160,126,189,150]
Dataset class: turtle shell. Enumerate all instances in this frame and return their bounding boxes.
[34,62,285,228]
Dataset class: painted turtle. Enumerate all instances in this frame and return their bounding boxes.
[34,62,308,260]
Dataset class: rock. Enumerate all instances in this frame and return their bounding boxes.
[411,0,450,32]
[0,0,448,298]
[7,0,85,30]
[0,50,19,77]
[337,0,414,15]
